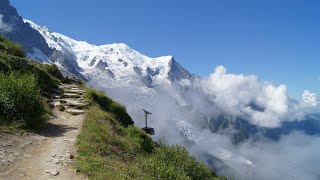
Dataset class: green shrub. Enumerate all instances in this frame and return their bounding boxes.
[85,88,113,109]
[0,54,60,96]
[37,63,64,80]
[0,71,46,129]
[142,143,217,180]
[0,61,8,73]
[0,38,63,130]
[110,102,134,127]
[0,37,63,97]
[126,126,155,153]
[85,88,134,127]
[0,36,25,58]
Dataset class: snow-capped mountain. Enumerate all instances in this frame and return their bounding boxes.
[24,19,193,89]
[24,20,201,140]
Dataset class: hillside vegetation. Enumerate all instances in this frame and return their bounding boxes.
[0,36,64,130]
[76,88,223,180]
[0,37,223,179]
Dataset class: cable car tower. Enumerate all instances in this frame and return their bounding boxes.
[142,109,155,135]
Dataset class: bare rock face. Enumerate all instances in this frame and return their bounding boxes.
[95,60,109,71]
[167,57,194,82]
[49,50,86,80]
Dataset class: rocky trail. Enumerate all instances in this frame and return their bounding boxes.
[0,84,88,180]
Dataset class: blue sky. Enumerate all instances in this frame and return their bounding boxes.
[11,0,320,98]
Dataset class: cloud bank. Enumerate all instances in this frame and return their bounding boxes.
[190,130,320,180]
[194,66,319,128]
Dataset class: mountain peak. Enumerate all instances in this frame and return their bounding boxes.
[167,57,193,81]
[24,19,49,32]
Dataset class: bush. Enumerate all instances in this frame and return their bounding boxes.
[37,63,64,80]
[0,71,46,129]
[126,126,155,153]
[85,88,134,127]
[85,88,113,109]
[142,143,217,180]
[0,61,8,73]
[0,36,25,58]
[0,53,60,96]
[0,37,63,97]
[110,102,134,127]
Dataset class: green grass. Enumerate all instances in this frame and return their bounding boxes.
[76,106,150,179]
[76,89,224,180]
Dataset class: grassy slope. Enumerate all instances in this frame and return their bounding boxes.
[0,36,64,130]
[76,88,224,180]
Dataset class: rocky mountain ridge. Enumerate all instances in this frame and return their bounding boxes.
[0,0,52,60]
[25,19,194,87]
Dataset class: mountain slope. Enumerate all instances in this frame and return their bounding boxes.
[0,0,52,62]
[25,19,194,88]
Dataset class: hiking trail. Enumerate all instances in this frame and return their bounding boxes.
[0,84,88,180]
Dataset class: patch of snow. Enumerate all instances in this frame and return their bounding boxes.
[176,121,200,142]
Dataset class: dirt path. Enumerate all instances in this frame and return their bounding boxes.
[0,84,88,180]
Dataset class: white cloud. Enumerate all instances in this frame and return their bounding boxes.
[198,66,290,127]
[196,66,319,128]
[0,14,12,33]
[190,131,320,180]
[302,90,318,107]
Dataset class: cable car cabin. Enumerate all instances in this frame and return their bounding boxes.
[142,127,155,135]
[142,109,155,135]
